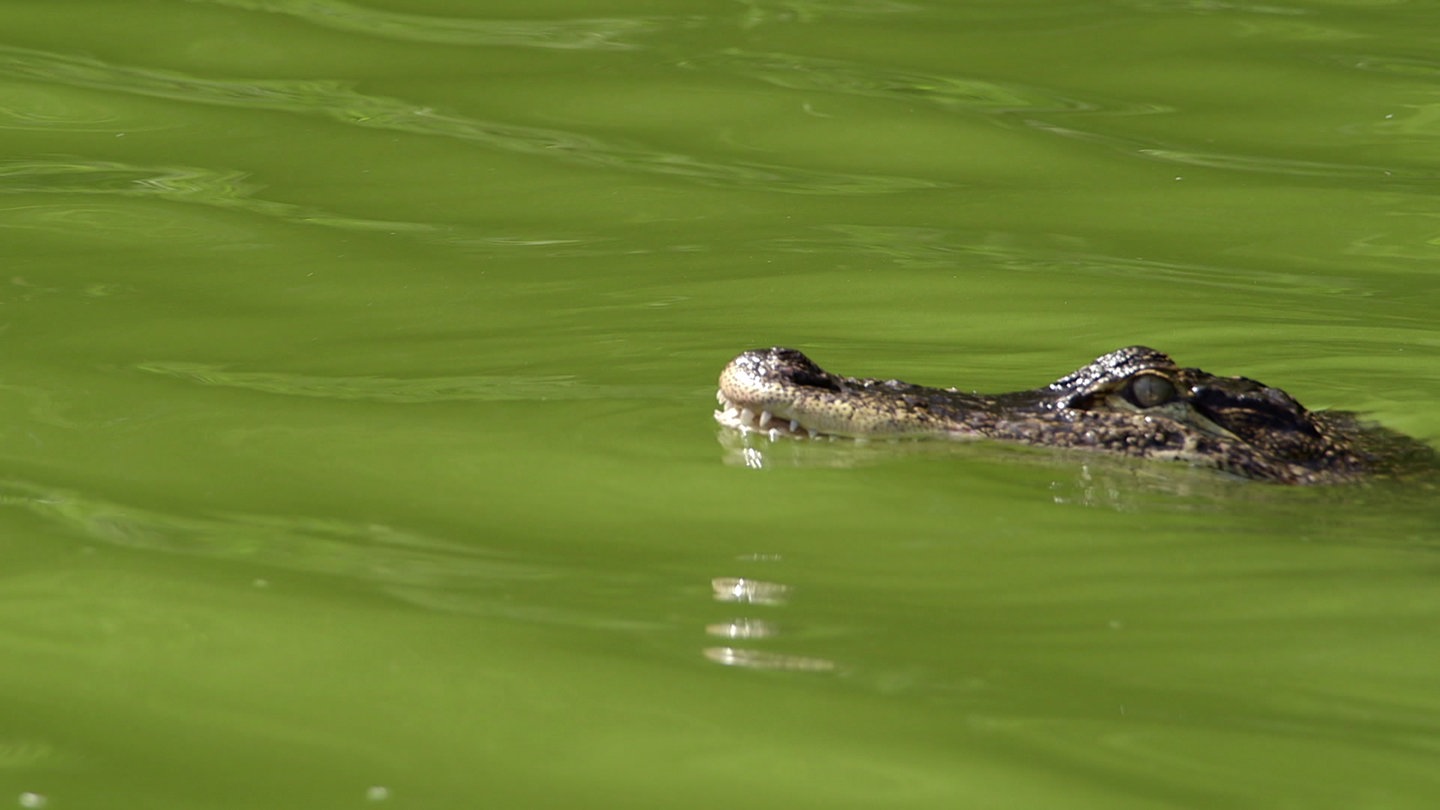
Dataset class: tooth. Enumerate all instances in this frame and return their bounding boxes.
[789,419,800,432]
[740,408,755,425]
[768,428,780,441]
[759,410,773,428]
[715,390,725,405]
[806,428,818,439]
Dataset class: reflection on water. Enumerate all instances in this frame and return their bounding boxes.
[704,575,836,673]
[716,425,1329,510]
[711,575,790,606]
[703,646,836,671]
[705,616,777,640]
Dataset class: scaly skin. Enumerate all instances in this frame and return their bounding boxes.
[715,346,1436,484]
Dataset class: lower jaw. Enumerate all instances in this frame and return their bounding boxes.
[714,392,819,439]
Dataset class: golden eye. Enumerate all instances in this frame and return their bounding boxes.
[1126,372,1177,408]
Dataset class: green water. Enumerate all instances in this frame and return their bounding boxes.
[2,1,1439,807]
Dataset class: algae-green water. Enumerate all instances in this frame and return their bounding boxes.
[2,1,1439,807]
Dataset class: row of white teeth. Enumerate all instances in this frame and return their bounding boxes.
[714,391,818,439]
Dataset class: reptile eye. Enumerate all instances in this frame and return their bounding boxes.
[1125,373,1177,408]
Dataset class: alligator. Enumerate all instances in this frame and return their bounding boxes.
[714,346,1435,484]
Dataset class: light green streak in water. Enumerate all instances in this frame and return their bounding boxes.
[0,81,136,132]
[135,361,675,403]
[0,159,437,233]
[735,0,922,27]
[0,739,65,770]
[0,478,544,589]
[0,45,941,194]
[685,48,1130,114]
[189,0,673,50]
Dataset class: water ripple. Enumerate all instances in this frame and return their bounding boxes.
[135,361,676,403]
[0,158,437,232]
[0,478,543,590]
[1118,0,1307,15]
[1135,148,1435,182]
[1026,120,1440,185]
[683,48,1134,116]
[0,45,940,194]
[188,0,676,50]
[735,0,922,28]
[767,224,1364,294]
[1344,54,1440,80]
[0,478,674,630]
[0,739,68,771]
[0,82,134,132]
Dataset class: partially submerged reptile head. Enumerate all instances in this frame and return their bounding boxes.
[715,346,1435,484]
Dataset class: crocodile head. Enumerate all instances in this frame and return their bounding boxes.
[715,346,1434,484]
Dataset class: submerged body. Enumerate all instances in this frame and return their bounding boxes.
[715,346,1434,484]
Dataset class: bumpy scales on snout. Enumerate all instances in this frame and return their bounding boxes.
[714,346,1435,485]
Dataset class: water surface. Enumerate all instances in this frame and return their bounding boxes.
[2,1,1439,808]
